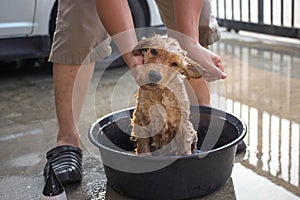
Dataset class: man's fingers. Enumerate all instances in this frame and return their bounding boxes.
[203,67,227,82]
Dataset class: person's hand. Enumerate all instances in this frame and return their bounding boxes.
[182,41,227,82]
[198,45,227,82]
[122,52,144,85]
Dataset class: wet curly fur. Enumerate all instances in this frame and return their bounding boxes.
[131,35,207,156]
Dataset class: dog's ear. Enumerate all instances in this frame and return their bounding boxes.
[183,57,208,79]
[132,39,151,56]
[132,35,163,56]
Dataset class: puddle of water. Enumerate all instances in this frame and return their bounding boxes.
[210,39,300,197]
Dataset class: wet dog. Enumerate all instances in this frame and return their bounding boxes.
[131,35,207,156]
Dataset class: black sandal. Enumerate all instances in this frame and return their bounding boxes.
[43,145,83,185]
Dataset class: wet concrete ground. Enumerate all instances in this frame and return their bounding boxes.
[0,31,300,200]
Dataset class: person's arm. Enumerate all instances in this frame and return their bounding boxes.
[174,0,203,42]
[173,0,226,81]
[95,0,142,69]
[96,0,133,36]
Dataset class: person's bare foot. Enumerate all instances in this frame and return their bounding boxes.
[57,130,81,148]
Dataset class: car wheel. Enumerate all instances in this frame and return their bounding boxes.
[49,1,58,43]
[97,0,150,68]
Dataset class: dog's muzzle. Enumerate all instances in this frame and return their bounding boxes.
[148,70,161,83]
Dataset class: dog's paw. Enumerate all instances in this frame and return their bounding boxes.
[182,150,192,156]
[137,152,152,156]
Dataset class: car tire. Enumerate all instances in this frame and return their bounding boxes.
[49,1,58,44]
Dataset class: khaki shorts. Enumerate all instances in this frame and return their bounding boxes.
[155,0,220,46]
[49,0,111,65]
[49,0,220,65]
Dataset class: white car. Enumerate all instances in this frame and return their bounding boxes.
[0,0,163,64]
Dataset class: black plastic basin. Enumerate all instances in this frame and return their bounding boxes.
[89,106,247,200]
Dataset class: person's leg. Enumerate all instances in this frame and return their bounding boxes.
[186,0,220,106]
[42,63,95,184]
[187,78,210,106]
[45,0,111,184]
[49,0,110,147]
[186,43,210,106]
[53,63,95,148]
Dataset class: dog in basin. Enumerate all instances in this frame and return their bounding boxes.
[130,35,207,156]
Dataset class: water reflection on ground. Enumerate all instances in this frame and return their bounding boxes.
[211,34,300,198]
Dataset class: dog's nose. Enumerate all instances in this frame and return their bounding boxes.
[148,70,161,83]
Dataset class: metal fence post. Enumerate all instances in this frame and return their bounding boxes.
[258,0,264,24]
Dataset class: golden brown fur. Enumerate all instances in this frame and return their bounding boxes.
[131,35,207,156]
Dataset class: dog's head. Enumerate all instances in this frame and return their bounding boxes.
[133,35,207,89]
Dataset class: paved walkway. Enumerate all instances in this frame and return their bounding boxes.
[0,31,299,199]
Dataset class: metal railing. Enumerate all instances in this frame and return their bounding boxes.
[213,0,300,39]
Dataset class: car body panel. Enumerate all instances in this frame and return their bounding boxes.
[147,0,163,26]
[0,0,36,38]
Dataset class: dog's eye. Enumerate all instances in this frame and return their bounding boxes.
[171,62,178,67]
[150,49,158,55]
